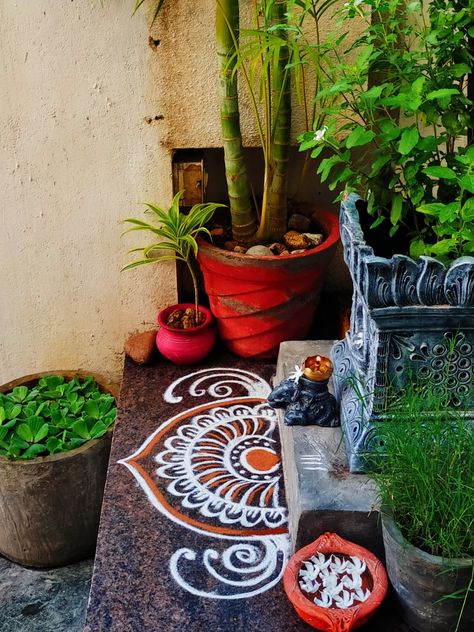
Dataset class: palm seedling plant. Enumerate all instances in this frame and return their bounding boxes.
[123,192,223,326]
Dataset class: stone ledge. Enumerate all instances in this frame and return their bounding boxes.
[275,340,382,557]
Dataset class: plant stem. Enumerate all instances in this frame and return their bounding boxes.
[185,258,200,321]
[258,0,291,242]
[216,0,256,242]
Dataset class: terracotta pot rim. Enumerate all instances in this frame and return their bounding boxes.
[157,303,213,333]
[382,511,474,567]
[283,532,388,621]
[197,208,340,261]
[0,370,116,466]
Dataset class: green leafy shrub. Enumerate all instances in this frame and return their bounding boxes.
[299,0,473,260]
[0,376,116,460]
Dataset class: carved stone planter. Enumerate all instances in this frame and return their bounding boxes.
[331,193,474,472]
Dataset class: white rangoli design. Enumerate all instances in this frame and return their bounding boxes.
[119,368,289,600]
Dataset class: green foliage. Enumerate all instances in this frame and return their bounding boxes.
[299,0,473,260]
[131,1,340,243]
[367,377,474,559]
[122,191,223,315]
[0,376,116,460]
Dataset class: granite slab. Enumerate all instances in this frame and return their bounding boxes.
[84,350,409,632]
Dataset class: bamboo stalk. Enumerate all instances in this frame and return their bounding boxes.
[264,0,291,242]
[216,0,256,242]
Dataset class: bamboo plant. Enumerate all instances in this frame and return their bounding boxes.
[133,0,338,244]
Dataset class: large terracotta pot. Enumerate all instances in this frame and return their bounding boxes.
[156,303,216,365]
[197,209,340,359]
[382,513,474,632]
[0,370,118,568]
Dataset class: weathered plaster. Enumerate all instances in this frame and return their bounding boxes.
[1,1,351,385]
[0,0,176,384]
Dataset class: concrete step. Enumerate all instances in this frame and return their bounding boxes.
[275,341,382,559]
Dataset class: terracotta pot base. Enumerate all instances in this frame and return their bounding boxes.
[197,210,340,359]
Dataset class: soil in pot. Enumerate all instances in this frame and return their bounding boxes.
[156,303,216,365]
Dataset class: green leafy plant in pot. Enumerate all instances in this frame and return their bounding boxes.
[300,0,474,260]
[0,371,117,567]
[123,191,223,364]
[367,378,474,632]
[131,1,341,358]
[299,0,474,470]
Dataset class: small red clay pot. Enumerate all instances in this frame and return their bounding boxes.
[283,532,388,632]
[197,209,339,359]
[156,304,216,366]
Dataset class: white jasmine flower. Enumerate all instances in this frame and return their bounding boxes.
[306,580,321,594]
[289,364,304,382]
[313,126,328,142]
[314,552,332,569]
[330,555,348,574]
[342,571,362,590]
[353,587,371,603]
[349,556,366,575]
[320,570,343,597]
[314,590,333,608]
[334,589,355,609]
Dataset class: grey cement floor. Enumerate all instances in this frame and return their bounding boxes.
[0,555,93,632]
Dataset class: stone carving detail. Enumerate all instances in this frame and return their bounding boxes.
[392,255,419,306]
[416,257,446,305]
[332,194,474,473]
[445,259,474,306]
[340,193,474,309]
[364,258,393,308]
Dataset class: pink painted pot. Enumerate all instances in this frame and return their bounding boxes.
[283,532,388,632]
[156,304,216,366]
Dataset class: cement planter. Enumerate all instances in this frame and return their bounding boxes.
[0,371,117,568]
[197,209,340,359]
[382,513,474,632]
[331,193,474,472]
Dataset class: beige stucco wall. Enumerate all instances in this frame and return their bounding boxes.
[0,0,177,385]
[1,0,350,386]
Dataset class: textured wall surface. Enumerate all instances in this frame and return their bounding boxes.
[0,0,176,384]
[1,1,350,385]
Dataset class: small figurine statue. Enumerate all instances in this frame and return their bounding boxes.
[268,355,339,427]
